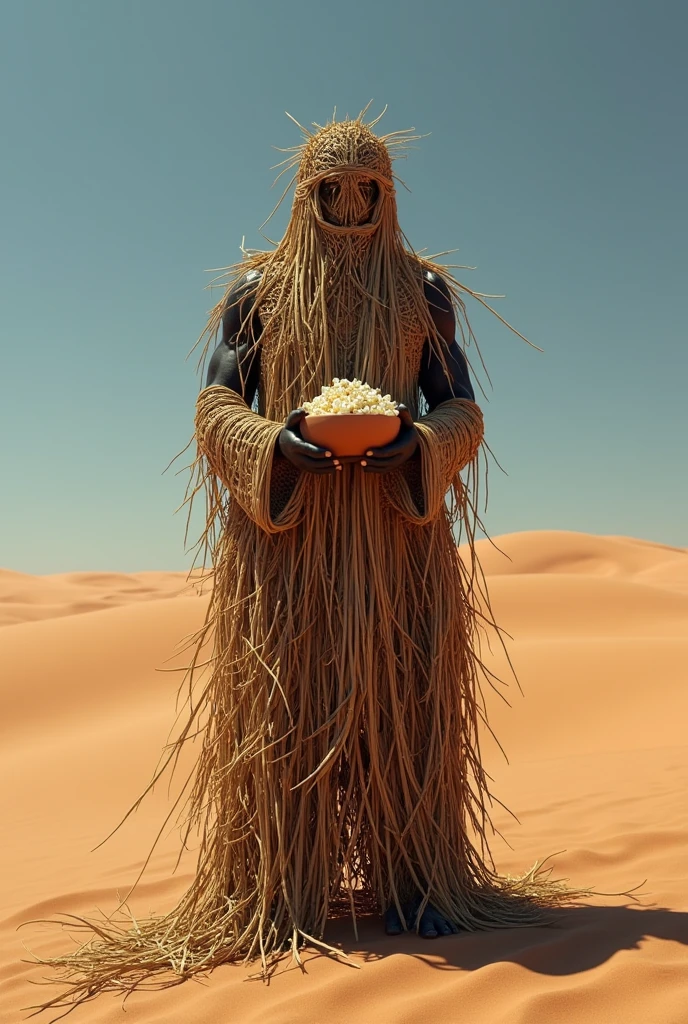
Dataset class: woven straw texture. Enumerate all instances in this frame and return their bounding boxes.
[33,112,591,1017]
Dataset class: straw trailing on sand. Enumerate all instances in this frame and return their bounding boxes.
[29,110,594,1018]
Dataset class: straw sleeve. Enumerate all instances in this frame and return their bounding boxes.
[195,385,304,533]
[382,398,484,523]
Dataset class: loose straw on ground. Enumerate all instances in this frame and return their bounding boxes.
[29,112,597,1020]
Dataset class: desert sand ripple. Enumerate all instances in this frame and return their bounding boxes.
[1,531,687,1023]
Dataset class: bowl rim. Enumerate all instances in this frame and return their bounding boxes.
[302,411,400,419]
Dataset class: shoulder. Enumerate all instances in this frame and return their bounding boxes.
[421,270,454,342]
[422,270,453,313]
[219,268,264,346]
[221,269,264,338]
[223,268,263,313]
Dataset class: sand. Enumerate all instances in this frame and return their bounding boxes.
[1,530,687,1023]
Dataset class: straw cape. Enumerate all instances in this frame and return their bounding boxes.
[31,110,592,1016]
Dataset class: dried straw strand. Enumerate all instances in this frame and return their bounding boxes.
[28,113,596,1020]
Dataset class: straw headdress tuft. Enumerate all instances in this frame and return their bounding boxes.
[298,119,394,183]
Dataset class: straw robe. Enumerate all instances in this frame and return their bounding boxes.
[33,121,594,1016]
[190,253,512,958]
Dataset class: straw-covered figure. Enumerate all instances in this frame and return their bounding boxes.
[33,109,591,1015]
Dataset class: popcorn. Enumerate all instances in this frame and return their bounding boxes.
[302,378,399,416]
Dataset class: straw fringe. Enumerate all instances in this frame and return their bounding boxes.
[29,114,596,1019]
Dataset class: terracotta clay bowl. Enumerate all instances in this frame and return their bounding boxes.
[300,413,401,457]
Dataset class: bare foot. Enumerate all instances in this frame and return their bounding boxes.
[384,897,460,938]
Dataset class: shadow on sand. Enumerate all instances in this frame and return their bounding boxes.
[317,904,688,977]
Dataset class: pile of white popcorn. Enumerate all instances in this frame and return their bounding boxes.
[302,378,399,416]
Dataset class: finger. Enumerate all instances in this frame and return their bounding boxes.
[309,456,338,472]
[397,405,414,428]
[291,437,332,460]
[365,442,406,461]
[361,456,405,472]
[285,408,306,429]
[294,454,337,474]
[365,431,414,460]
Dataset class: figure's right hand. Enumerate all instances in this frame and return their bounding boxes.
[278,409,339,474]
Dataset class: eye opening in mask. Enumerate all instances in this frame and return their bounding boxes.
[317,174,381,227]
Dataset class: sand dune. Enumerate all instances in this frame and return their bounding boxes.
[0,569,193,627]
[1,531,687,1023]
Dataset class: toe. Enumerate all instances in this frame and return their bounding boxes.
[428,908,454,936]
[419,903,459,938]
[384,905,404,935]
[418,910,439,938]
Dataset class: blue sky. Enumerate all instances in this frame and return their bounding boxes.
[1,0,686,573]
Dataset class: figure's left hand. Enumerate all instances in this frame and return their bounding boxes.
[360,405,419,474]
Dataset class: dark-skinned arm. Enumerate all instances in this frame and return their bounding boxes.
[419,271,475,408]
[202,270,312,521]
[206,272,337,479]
[205,269,263,400]
[362,270,477,475]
